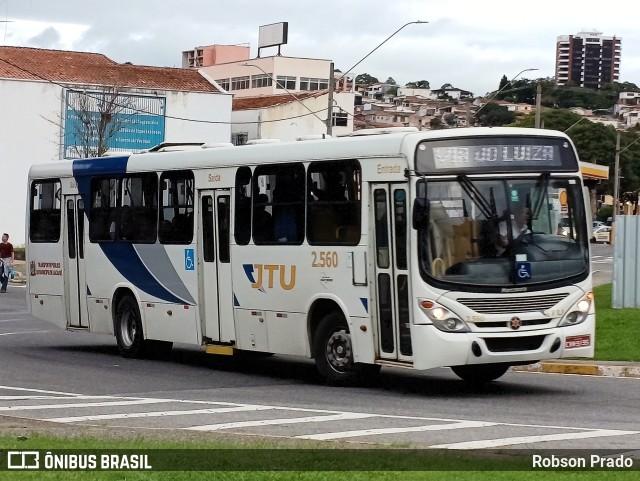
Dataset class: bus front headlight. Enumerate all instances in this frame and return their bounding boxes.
[559,292,593,327]
[419,299,470,333]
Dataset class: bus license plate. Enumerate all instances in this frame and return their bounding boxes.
[565,335,591,349]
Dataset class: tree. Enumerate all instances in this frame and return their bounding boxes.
[442,113,458,126]
[440,83,453,90]
[497,75,508,94]
[429,117,446,130]
[62,86,138,158]
[385,77,397,85]
[355,73,379,85]
[405,80,430,89]
[386,86,399,96]
[514,109,640,196]
[474,103,515,127]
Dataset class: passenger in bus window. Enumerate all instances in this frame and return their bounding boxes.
[253,194,273,243]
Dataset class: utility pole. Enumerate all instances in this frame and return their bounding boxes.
[465,101,471,127]
[534,83,542,128]
[613,130,621,226]
[326,62,334,136]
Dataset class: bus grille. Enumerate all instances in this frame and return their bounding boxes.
[457,293,569,314]
[483,335,546,353]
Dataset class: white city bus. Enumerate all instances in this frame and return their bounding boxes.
[26,127,594,384]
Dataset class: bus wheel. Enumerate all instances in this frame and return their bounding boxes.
[115,296,146,358]
[314,312,380,386]
[451,364,509,384]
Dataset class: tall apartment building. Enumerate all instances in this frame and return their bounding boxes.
[555,31,621,89]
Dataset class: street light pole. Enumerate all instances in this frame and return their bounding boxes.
[326,62,335,136]
[329,20,427,134]
[474,68,538,120]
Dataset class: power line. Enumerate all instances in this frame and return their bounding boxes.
[0,54,328,125]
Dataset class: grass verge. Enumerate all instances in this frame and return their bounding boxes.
[0,433,638,480]
[594,283,640,361]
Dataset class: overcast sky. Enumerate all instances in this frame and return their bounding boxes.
[2,0,639,96]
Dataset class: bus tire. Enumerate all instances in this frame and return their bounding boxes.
[114,295,146,358]
[451,364,509,384]
[313,312,380,386]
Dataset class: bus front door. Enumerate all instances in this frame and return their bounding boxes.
[372,185,412,362]
[63,195,88,328]
[198,190,234,343]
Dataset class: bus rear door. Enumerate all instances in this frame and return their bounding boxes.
[198,190,234,343]
[63,195,89,328]
[371,185,412,362]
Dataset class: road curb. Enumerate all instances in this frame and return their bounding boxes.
[512,361,640,378]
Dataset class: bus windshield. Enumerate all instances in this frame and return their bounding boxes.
[417,175,589,288]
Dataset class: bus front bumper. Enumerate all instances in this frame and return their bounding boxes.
[410,314,595,371]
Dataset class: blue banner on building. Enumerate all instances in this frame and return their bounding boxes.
[64,90,166,158]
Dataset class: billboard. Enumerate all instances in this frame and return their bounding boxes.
[64,90,166,158]
[258,22,288,49]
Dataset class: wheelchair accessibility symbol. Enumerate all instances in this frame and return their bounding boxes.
[516,261,532,281]
[185,249,195,270]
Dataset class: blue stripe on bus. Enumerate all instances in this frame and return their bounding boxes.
[72,156,130,212]
[360,298,368,313]
[233,294,240,307]
[71,156,192,305]
[100,243,185,304]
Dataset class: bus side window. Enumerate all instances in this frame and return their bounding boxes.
[159,171,194,245]
[89,177,117,242]
[235,167,251,245]
[307,159,361,245]
[253,163,304,245]
[273,164,305,244]
[30,180,62,243]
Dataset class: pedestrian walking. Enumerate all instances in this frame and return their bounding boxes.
[0,233,14,293]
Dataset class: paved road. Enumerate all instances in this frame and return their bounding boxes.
[1,283,639,453]
[590,242,613,287]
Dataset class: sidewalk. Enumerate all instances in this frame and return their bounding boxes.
[512,360,640,378]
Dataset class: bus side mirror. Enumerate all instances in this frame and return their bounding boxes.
[412,198,430,229]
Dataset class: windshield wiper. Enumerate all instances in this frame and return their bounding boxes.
[457,175,497,220]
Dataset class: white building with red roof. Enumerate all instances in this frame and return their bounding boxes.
[0,46,232,244]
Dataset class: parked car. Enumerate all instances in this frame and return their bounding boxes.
[591,225,612,244]
[593,220,605,229]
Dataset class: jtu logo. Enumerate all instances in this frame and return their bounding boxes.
[243,264,296,291]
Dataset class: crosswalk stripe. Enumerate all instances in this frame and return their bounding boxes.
[188,412,377,431]
[48,405,274,423]
[430,429,639,449]
[297,420,496,440]
[0,399,169,412]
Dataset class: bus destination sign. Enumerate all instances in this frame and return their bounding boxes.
[416,137,578,174]
[433,145,555,167]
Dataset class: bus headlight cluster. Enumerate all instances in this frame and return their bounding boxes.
[559,292,593,327]
[419,299,469,333]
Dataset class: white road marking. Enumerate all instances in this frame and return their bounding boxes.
[0,399,169,412]
[187,412,377,432]
[48,405,275,423]
[297,420,496,440]
[430,430,639,449]
[0,385,84,396]
[0,395,121,401]
[0,330,51,336]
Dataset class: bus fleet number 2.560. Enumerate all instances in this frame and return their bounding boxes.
[312,251,338,268]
